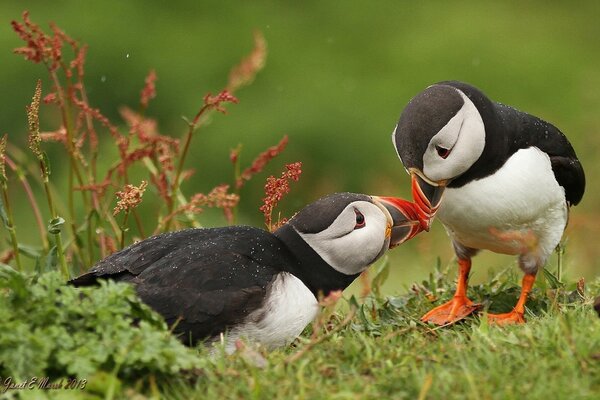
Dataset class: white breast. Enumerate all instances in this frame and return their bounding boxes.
[437,147,568,261]
[223,272,318,353]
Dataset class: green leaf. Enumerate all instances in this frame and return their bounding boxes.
[45,245,58,270]
[0,263,28,301]
[18,243,43,259]
[543,267,564,290]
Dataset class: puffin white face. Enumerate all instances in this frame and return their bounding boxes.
[421,90,486,181]
[297,200,390,275]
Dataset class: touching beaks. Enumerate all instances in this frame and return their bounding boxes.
[409,169,447,231]
[372,196,423,248]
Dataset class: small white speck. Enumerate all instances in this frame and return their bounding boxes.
[100,76,106,83]
[126,53,130,59]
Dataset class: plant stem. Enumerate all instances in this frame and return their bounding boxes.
[164,106,211,232]
[132,208,145,238]
[41,160,69,278]
[556,242,564,283]
[285,307,356,364]
[77,77,102,265]
[119,211,130,250]
[0,184,22,271]
[48,67,89,271]
[5,156,48,250]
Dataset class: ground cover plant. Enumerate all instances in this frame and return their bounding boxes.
[1,11,599,400]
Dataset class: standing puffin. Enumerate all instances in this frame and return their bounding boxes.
[392,81,585,325]
[71,193,422,350]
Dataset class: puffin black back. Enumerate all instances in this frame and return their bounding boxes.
[71,226,292,343]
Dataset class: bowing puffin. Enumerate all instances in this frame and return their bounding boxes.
[71,193,422,350]
[392,81,585,325]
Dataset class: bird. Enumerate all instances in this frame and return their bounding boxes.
[71,192,423,351]
[392,81,585,325]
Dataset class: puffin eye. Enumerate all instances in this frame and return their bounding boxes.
[436,145,451,159]
[354,209,366,229]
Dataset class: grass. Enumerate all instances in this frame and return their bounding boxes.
[169,310,599,400]
[166,263,600,400]
[3,260,598,400]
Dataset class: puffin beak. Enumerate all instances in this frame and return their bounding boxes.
[372,196,423,249]
[409,169,447,231]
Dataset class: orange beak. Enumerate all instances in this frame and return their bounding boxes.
[373,196,424,248]
[409,170,446,231]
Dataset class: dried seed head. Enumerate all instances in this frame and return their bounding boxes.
[113,181,148,216]
[190,184,240,224]
[203,90,239,114]
[230,144,242,165]
[237,135,288,189]
[140,69,157,109]
[0,134,7,183]
[26,79,43,159]
[259,161,302,231]
[227,30,267,93]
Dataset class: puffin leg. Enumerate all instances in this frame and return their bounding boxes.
[421,258,481,325]
[486,273,536,325]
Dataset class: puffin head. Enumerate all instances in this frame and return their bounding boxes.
[284,193,422,275]
[392,81,487,230]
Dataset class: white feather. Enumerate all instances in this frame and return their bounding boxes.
[423,89,486,181]
[297,201,390,275]
[223,272,318,353]
[437,147,568,272]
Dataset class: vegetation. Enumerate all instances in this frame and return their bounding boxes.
[0,6,599,400]
[1,259,598,399]
[0,267,200,397]
[2,11,294,279]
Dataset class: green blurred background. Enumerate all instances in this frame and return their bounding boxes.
[1,1,599,293]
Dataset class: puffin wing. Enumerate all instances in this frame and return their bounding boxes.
[496,103,586,206]
[549,155,585,206]
[131,251,276,343]
[69,229,198,284]
[71,227,291,343]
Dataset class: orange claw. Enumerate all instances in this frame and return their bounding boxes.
[421,258,482,325]
[420,294,481,325]
[486,310,526,325]
[486,273,536,326]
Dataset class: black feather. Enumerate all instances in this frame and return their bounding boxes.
[437,81,585,204]
[71,226,294,345]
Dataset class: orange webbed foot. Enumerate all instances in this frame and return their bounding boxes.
[421,296,482,325]
[486,310,526,325]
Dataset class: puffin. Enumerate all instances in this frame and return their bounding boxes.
[71,192,423,350]
[392,81,585,325]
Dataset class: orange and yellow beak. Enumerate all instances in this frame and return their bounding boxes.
[409,169,446,231]
[372,196,423,248]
